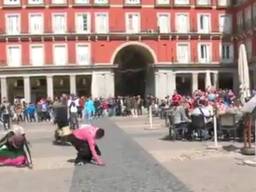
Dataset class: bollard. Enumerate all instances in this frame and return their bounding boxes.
[207,115,221,150]
[213,115,218,148]
[149,105,153,129]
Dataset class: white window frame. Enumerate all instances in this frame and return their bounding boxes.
[7,45,22,67]
[4,0,20,5]
[30,44,45,66]
[175,13,190,33]
[156,0,169,5]
[53,44,68,66]
[198,42,212,63]
[219,14,232,34]
[197,13,211,33]
[125,12,141,33]
[52,13,67,34]
[29,13,44,34]
[175,0,189,5]
[218,0,230,6]
[28,0,44,4]
[197,0,210,5]
[125,0,140,5]
[5,14,21,35]
[219,43,234,63]
[76,43,91,65]
[75,12,91,34]
[177,42,190,63]
[95,12,109,33]
[51,0,66,4]
[75,0,89,4]
[157,12,170,33]
[94,0,108,4]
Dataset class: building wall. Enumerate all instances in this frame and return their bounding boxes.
[0,0,253,100]
[0,1,233,66]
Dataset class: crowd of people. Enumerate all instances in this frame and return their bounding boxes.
[0,87,253,168]
[155,88,249,141]
[0,88,250,130]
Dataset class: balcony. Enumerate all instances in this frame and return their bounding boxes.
[123,0,141,7]
[0,28,227,42]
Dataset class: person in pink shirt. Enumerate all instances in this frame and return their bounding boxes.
[67,125,105,166]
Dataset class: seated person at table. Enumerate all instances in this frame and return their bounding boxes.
[172,100,190,139]
[191,99,212,139]
[0,125,32,168]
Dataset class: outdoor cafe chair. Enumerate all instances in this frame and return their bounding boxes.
[219,113,238,141]
[191,114,207,141]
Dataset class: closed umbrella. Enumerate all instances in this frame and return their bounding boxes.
[238,44,251,104]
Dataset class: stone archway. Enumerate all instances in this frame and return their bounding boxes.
[113,44,155,97]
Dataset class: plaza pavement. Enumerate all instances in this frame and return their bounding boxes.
[0,116,255,192]
[113,116,256,192]
[0,118,190,192]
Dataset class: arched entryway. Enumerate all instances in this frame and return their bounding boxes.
[113,44,155,97]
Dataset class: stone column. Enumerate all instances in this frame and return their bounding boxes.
[69,74,76,95]
[168,72,176,96]
[47,75,54,100]
[23,76,31,103]
[1,77,8,101]
[91,71,114,98]
[192,72,198,93]
[154,72,160,98]
[205,71,211,90]
[213,72,219,89]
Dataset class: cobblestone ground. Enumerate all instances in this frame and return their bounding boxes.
[70,118,191,192]
[0,118,191,192]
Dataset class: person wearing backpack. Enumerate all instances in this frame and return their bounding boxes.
[69,100,79,129]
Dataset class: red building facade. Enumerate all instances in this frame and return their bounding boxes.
[0,0,255,102]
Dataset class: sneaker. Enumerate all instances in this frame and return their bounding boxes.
[75,161,85,166]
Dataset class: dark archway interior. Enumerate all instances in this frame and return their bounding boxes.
[114,45,154,97]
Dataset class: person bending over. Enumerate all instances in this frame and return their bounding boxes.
[0,125,32,168]
[67,124,105,166]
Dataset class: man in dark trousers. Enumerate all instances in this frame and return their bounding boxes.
[67,124,105,166]
[53,97,69,143]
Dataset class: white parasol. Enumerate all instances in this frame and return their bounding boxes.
[238,44,251,104]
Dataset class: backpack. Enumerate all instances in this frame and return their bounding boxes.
[69,102,77,113]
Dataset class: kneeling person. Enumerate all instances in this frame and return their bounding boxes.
[67,125,105,166]
[0,125,32,168]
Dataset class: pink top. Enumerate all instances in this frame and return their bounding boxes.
[72,125,102,164]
